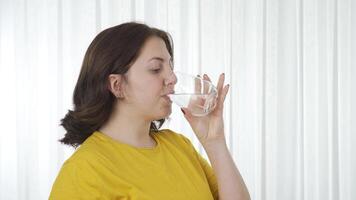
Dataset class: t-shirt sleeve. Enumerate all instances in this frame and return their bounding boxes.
[178,133,219,200]
[49,160,106,200]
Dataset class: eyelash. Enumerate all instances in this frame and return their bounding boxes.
[152,64,174,73]
[152,68,161,73]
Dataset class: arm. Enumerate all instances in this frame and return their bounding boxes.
[203,140,250,200]
[180,73,250,199]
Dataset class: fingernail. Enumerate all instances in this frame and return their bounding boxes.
[180,108,186,115]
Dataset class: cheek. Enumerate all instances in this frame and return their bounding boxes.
[127,73,163,104]
[136,83,162,102]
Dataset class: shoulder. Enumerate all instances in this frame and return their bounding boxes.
[59,148,102,179]
[51,147,104,192]
[65,144,98,164]
[50,155,103,199]
[59,143,108,178]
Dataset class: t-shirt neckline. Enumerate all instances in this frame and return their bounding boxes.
[93,131,161,152]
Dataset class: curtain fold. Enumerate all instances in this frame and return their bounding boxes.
[0,0,354,199]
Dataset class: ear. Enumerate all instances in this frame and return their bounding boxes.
[108,74,125,98]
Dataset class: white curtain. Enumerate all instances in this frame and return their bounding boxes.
[0,0,355,199]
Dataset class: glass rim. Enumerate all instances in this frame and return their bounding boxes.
[172,70,218,96]
[173,70,218,90]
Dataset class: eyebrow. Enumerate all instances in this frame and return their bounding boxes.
[148,57,172,63]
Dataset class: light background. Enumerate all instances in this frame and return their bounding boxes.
[0,0,355,199]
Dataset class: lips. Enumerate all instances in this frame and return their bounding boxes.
[163,91,175,95]
[162,95,172,103]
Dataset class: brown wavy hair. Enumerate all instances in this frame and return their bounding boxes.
[59,22,174,148]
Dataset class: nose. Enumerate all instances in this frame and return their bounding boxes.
[164,71,177,88]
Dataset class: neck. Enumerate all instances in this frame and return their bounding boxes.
[98,104,156,148]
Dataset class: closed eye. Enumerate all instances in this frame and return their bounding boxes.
[152,68,161,73]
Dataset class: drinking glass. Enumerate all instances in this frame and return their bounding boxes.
[168,71,218,117]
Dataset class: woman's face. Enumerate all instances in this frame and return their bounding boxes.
[120,36,177,121]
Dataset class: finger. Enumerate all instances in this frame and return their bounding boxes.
[195,75,201,94]
[218,84,230,108]
[203,74,211,82]
[216,73,225,102]
[193,75,206,107]
[181,107,197,124]
[203,74,211,94]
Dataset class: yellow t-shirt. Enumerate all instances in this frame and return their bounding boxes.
[49,129,219,199]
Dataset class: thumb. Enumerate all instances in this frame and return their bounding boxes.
[180,107,193,121]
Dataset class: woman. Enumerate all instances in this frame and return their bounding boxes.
[49,22,250,200]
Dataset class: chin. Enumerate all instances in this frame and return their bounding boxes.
[156,106,172,119]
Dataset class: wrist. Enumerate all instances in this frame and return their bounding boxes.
[201,138,228,151]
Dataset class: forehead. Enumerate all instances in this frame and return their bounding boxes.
[138,36,171,60]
